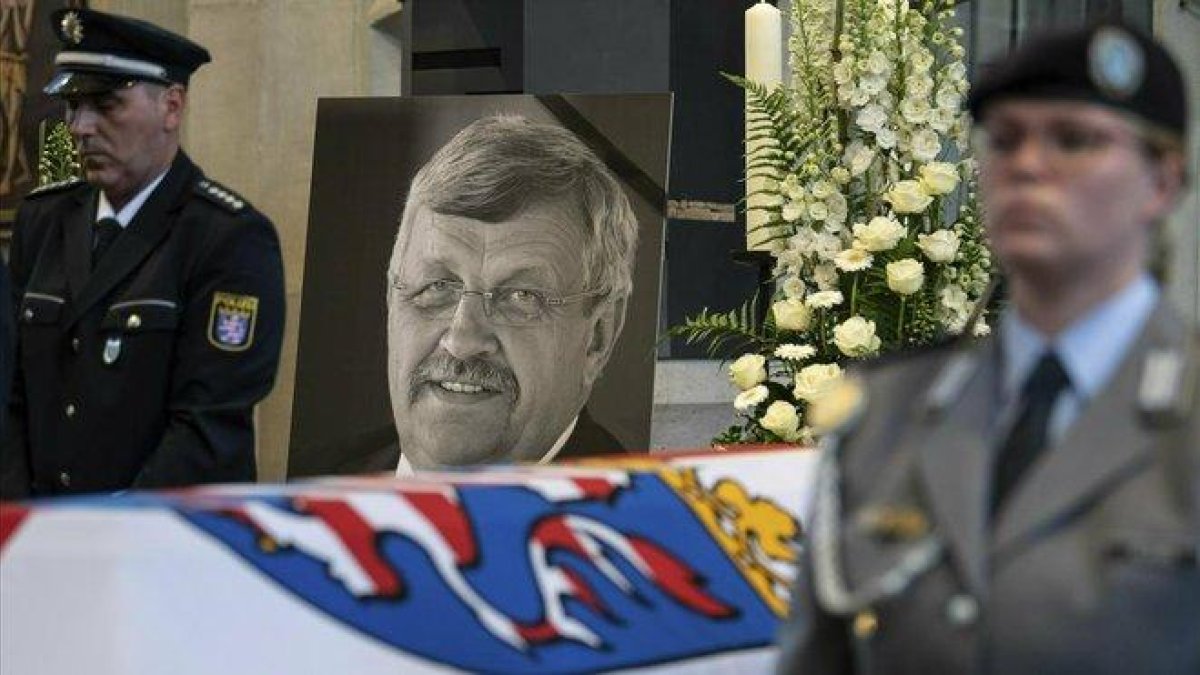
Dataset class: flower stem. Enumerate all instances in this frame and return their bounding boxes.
[851,274,860,314]
[897,297,906,342]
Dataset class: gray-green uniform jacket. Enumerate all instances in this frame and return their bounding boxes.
[777,303,1199,674]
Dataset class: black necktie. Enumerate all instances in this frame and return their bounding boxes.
[92,217,122,269]
[991,351,1070,517]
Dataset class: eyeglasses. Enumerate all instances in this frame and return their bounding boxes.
[390,276,605,326]
[976,121,1149,170]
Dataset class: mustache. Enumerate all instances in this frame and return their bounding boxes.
[410,352,519,402]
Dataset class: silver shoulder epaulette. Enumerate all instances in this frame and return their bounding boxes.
[25,177,86,199]
[195,178,247,213]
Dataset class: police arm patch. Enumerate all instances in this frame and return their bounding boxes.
[207,292,259,352]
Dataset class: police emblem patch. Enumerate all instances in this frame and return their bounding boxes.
[208,292,258,351]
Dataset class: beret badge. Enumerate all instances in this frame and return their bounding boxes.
[1088,27,1144,99]
[60,10,84,45]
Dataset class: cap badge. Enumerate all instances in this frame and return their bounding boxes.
[61,11,84,45]
[1089,27,1144,99]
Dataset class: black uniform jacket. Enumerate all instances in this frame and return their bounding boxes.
[1,152,285,497]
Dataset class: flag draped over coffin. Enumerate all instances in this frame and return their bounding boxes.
[0,447,820,674]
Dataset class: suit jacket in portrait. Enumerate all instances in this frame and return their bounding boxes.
[0,152,286,497]
[777,302,1199,675]
[359,406,634,474]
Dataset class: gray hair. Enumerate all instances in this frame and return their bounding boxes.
[395,115,638,300]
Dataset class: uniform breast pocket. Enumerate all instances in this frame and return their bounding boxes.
[19,293,66,356]
[1103,529,1199,570]
[1101,528,1199,605]
[99,299,180,367]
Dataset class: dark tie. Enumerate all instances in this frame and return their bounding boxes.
[92,217,122,269]
[991,351,1070,517]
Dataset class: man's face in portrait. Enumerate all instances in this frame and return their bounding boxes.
[387,199,620,468]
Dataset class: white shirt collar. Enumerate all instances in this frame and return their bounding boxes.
[1001,273,1159,404]
[95,168,170,227]
[394,415,580,477]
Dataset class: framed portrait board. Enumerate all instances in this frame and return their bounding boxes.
[290,94,671,477]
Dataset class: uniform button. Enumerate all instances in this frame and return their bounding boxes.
[852,610,879,639]
[65,403,77,418]
[126,314,142,329]
[71,337,81,353]
[946,594,979,627]
[58,471,71,488]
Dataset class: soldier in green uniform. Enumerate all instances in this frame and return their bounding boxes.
[1,9,284,497]
[777,22,1197,674]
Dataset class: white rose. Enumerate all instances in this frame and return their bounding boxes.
[811,180,836,199]
[813,264,839,290]
[929,107,955,132]
[860,74,887,95]
[729,353,768,390]
[911,48,934,71]
[777,248,802,268]
[834,316,882,357]
[772,298,812,331]
[909,75,934,97]
[825,192,848,225]
[805,289,844,309]
[834,246,873,272]
[918,161,959,195]
[875,126,897,149]
[935,87,961,110]
[782,199,805,222]
[865,50,891,75]
[831,166,851,184]
[814,232,842,260]
[940,283,969,313]
[853,216,906,251]
[900,97,931,124]
[775,343,817,360]
[945,62,967,84]
[886,180,933,214]
[856,104,887,133]
[759,401,801,441]
[782,275,806,300]
[808,201,830,222]
[782,174,806,200]
[788,229,818,256]
[734,385,769,411]
[793,363,844,403]
[886,258,925,295]
[844,141,875,176]
[917,229,961,263]
[973,320,991,337]
[832,60,854,85]
[910,128,942,162]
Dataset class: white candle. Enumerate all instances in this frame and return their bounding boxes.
[746,1,783,88]
[745,1,784,251]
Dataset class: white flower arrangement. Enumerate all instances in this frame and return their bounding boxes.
[674,0,993,445]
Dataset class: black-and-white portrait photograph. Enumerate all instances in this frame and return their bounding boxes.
[290,94,671,477]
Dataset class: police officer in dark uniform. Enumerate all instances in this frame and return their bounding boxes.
[777,22,1197,674]
[0,9,285,497]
